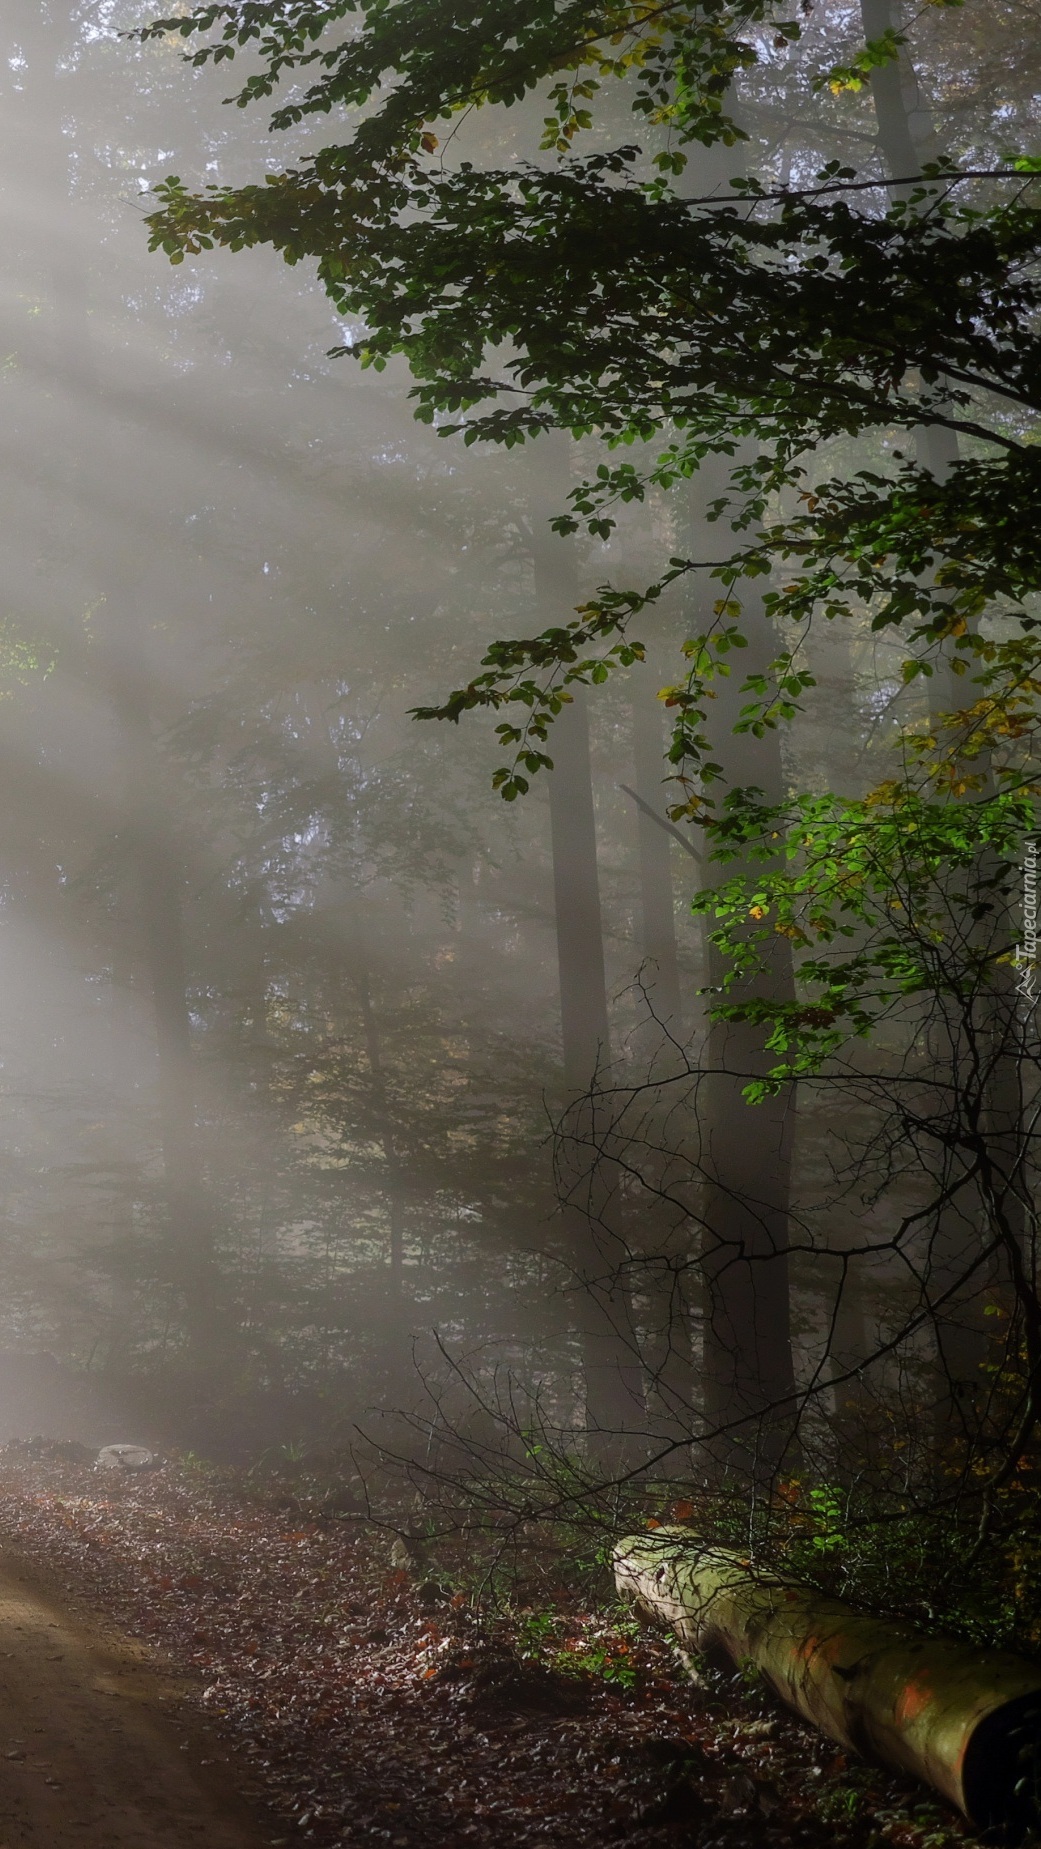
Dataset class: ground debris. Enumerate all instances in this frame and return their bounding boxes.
[2,1438,94,1464]
[440,1643,594,1716]
[0,1455,982,1849]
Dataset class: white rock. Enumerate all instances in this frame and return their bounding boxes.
[96,1444,155,1471]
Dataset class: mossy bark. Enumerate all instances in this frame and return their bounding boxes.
[615,1528,1041,1831]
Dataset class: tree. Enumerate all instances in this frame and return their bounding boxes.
[138,2,1041,681]
[132,0,1041,1477]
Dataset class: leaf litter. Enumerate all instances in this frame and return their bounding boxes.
[0,1447,980,1849]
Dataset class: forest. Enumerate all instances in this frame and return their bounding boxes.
[0,2,1038,1846]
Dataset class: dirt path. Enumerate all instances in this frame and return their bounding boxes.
[0,1453,970,1849]
[0,1551,268,1848]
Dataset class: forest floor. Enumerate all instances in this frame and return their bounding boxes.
[0,1502,265,1846]
[0,1448,983,1849]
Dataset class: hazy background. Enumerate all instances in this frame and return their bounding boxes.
[0,0,1035,1466]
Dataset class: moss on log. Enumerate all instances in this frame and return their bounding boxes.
[615,1527,1041,1833]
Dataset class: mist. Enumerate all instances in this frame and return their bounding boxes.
[0,4,1038,1846]
[0,6,611,1452]
[0,0,1035,1489]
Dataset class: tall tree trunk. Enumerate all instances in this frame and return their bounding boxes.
[698,589,798,1477]
[629,653,692,1455]
[862,0,1023,1444]
[109,639,220,1364]
[668,136,797,1478]
[526,436,611,1090]
[632,678,683,1033]
[295,684,415,1395]
[791,514,876,1451]
[529,438,646,1456]
[546,687,612,1088]
[354,965,406,1307]
[861,0,929,183]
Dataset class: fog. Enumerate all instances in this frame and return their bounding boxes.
[0,4,694,1454]
[0,1,1036,1521]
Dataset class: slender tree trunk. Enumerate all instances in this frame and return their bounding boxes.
[529,438,646,1455]
[861,0,928,181]
[297,685,413,1386]
[632,680,683,1033]
[527,438,611,1090]
[667,138,797,1477]
[546,688,612,1087]
[354,966,406,1307]
[789,514,877,1449]
[629,651,691,1452]
[698,654,798,1471]
[686,515,797,1475]
[110,645,220,1362]
[640,1262,696,1466]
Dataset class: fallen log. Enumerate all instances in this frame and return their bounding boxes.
[615,1527,1041,1835]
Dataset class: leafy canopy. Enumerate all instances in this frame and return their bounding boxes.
[137,0,1041,1073]
[139,1,1041,741]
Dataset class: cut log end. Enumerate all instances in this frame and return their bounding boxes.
[964,1691,1041,1837]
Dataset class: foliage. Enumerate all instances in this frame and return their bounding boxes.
[138,0,774,161]
[133,0,1041,1088]
[141,145,1041,770]
[135,6,1041,743]
[686,783,1033,1091]
[771,1470,1041,1655]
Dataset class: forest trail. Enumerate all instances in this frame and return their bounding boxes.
[0,1453,970,1849]
[0,1549,267,1849]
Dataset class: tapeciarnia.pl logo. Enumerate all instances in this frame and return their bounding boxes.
[1015,837,1039,1011]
